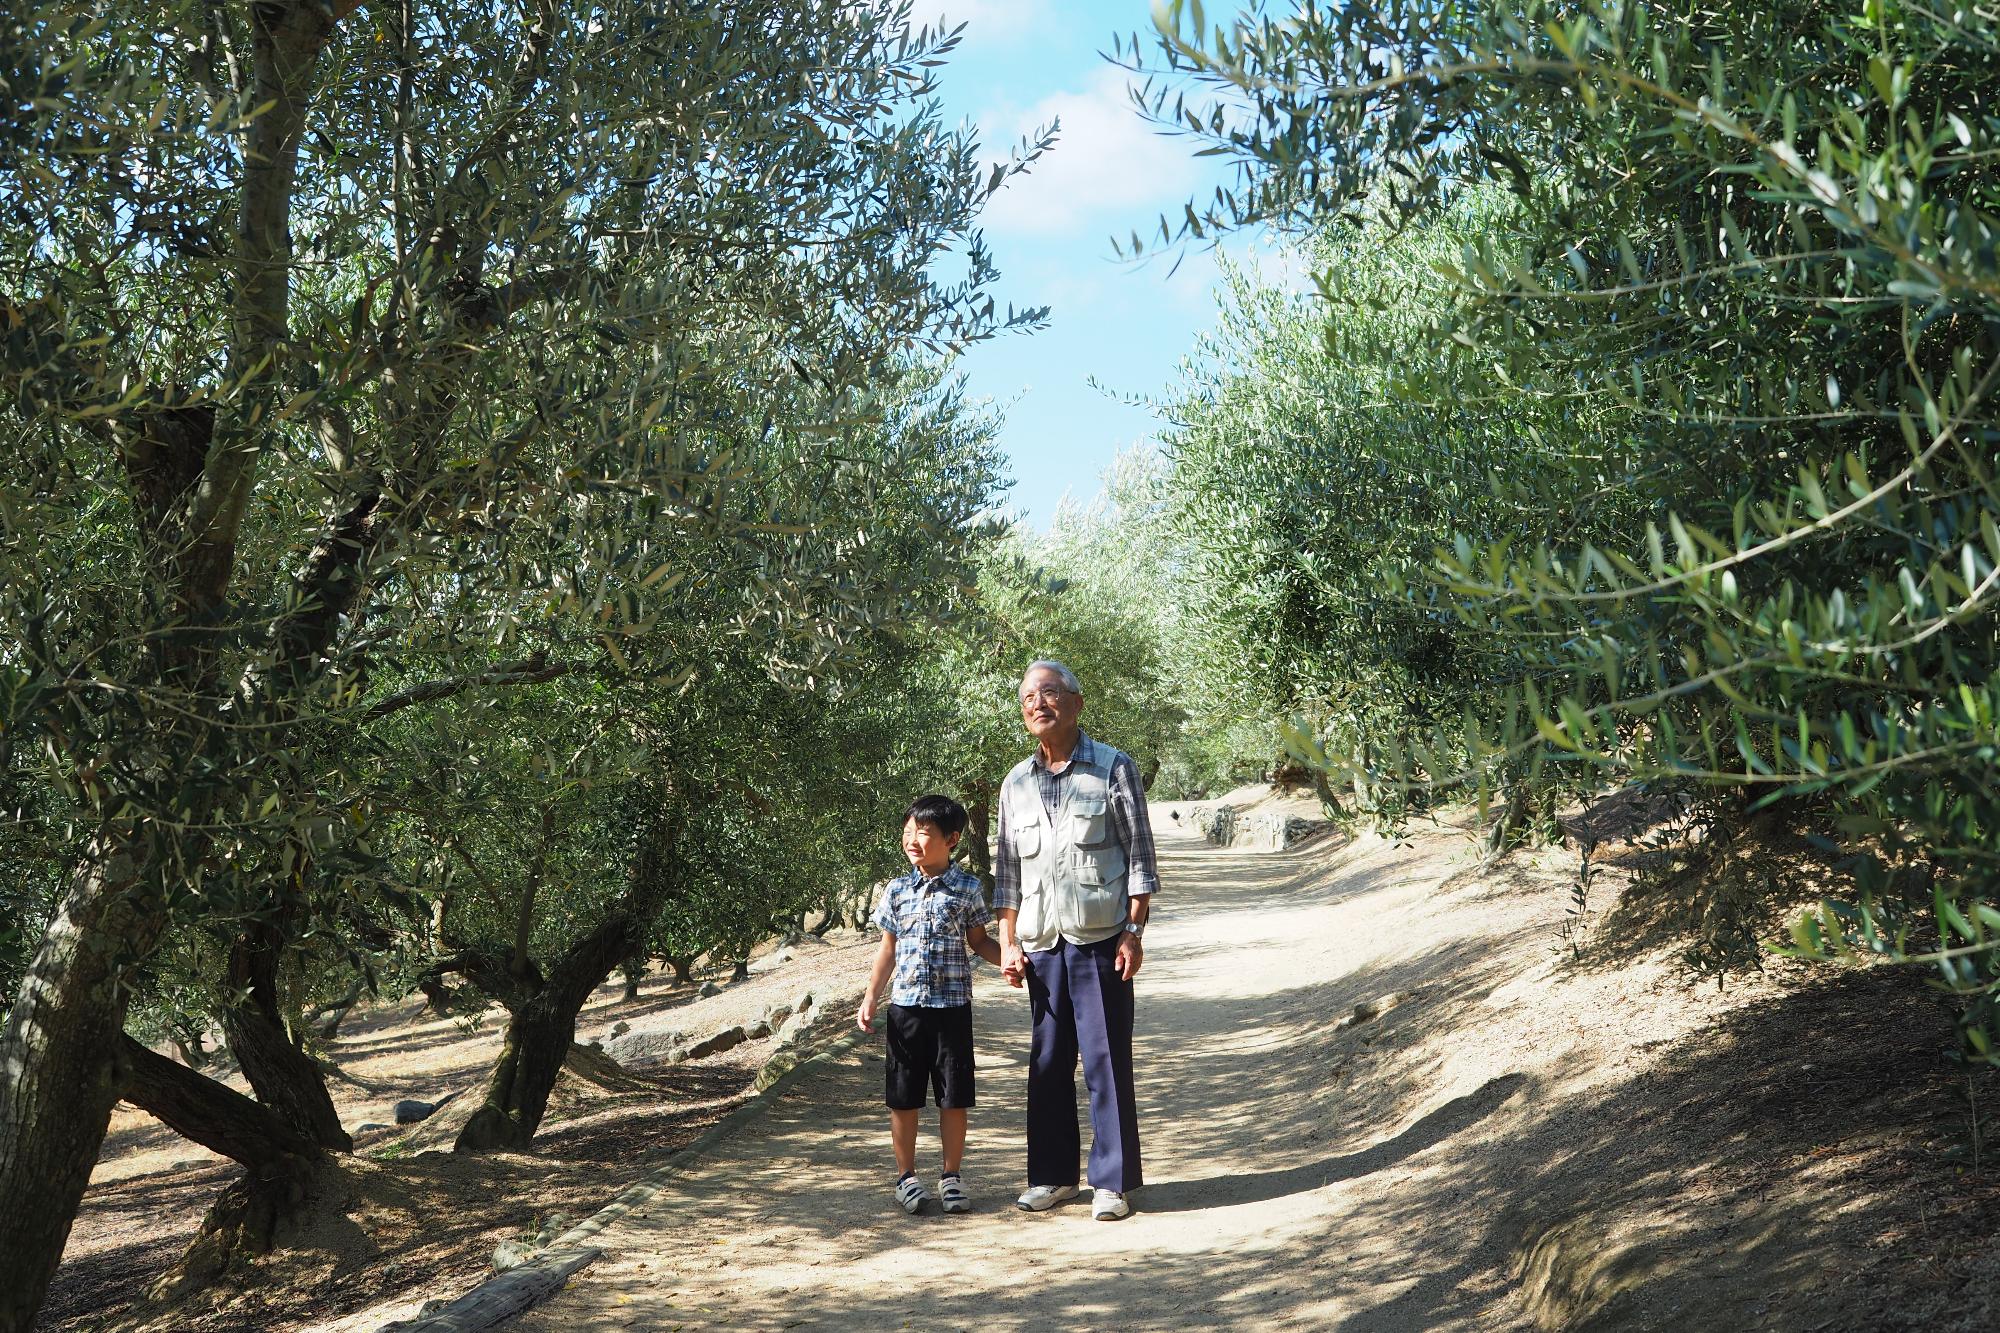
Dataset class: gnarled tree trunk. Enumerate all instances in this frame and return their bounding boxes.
[455,812,683,1152]
[962,781,995,901]
[221,919,352,1152]
[119,1034,330,1296]
[0,848,161,1333]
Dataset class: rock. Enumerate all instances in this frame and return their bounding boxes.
[763,1002,794,1029]
[393,1098,438,1125]
[603,1029,685,1067]
[753,1044,805,1093]
[685,1025,748,1059]
[355,1122,394,1134]
[794,989,817,1016]
[774,1012,810,1045]
[697,981,721,998]
[608,1020,631,1039]
[746,1019,772,1040]
[1334,990,1418,1033]
[493,1238,536,1272]
[771,949,795,967]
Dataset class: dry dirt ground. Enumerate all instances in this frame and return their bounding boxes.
[38,930,881,1332]
[508,796,2000,1333]
[41,791,2000,1331]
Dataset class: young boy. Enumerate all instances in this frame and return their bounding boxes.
[856,793,1001,1214]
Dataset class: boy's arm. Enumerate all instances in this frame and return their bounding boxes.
[857,931,896,1032]
[965,923,1002,968]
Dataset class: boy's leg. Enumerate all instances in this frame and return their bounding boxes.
[890,1108,919,1177]
[1025,944,1081,1187]
[1069,935,1142,1192]
[883,1003,926,1178]
[934,1004,975,1176]
[939,1107,967,1175]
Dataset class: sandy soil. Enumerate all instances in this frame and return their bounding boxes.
[506,800,2000,1332]
[39,928,881,1332]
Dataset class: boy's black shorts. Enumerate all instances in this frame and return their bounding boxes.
[884,1002,975,1110]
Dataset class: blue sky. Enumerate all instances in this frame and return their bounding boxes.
[922,0,1242,528]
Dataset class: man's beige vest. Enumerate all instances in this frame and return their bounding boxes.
[1005,740,1131,953]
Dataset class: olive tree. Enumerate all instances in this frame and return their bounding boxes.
[1132,1,2000,1034]
[0,1,1044,1320]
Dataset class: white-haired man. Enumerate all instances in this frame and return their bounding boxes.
[992,659,1158,1220]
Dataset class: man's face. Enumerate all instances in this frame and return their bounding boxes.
[1019,666,1083,742]
[903,817,959,875]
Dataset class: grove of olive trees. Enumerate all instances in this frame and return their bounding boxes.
[1137,0,2000,1039]
[0,1,1050,1323]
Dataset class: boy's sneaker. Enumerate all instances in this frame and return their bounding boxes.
[894,1173,929,1214]
[1015,1184,1080,1212]
[1092,1189,1131,1221]
[938,1174,972,1214]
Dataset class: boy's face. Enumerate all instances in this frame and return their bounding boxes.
[902,817,960,876]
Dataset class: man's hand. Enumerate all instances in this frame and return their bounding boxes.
[1114,931,1143,981]
[1001,941,1026,989]
[856,994,877,1032]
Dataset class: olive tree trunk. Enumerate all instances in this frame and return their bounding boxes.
[0,848,161,1333]
[455,812,683,1152]
[220,920,352,1152]
[118,1035,330,1295]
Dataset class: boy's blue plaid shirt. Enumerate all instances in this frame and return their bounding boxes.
[873,865,992,1008]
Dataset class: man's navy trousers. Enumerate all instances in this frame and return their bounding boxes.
[1025,933,1142,1192]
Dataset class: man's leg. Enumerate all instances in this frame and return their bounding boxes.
[1070,935,1142,1192]
[1024,945,1080,1186]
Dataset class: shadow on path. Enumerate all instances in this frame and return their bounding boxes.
[1140,1073,1527,1213]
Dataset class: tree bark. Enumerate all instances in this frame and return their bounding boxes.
[664,954,696,987]
[309,977,367,1040]
[119,1035,321,1176]
[962,783,995,901]
[455,812,683,1152]
[0,846,163,1333]
[118,1034,330,1295]
[221,921,352,1152]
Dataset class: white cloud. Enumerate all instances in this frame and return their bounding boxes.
[979,67,1201,239]
[918,0,1050,43]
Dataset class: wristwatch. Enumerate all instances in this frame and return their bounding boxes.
[1122,920,1145,938]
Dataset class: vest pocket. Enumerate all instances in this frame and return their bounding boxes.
[1072,860,1125,931]
[1068,795,1110,848]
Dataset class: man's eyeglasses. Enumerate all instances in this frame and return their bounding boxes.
[1019,686,1073,706]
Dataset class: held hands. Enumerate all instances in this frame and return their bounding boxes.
[1000,942,1026,989]
[1114,931,1143,981]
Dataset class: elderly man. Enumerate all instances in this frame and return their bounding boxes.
[993,659,1159,1220]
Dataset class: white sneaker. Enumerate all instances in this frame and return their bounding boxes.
[894,1174,929,1214]
[1015,1183,1080,1212]
[938,1174,972,1214]
[1092,1188,1131,1220]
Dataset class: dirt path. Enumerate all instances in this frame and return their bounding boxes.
[511,812,1991,1332]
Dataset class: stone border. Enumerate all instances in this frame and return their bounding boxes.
[375,1024,867,1333]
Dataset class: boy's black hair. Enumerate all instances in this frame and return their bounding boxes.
[903,793,968,837]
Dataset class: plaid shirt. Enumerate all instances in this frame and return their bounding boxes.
[874,865,992,1008]
[992,732,1161,914]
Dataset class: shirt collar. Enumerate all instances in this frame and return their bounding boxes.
[1031,731,1096,775]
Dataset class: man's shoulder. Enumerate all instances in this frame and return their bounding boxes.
[1003,753,1038,783]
